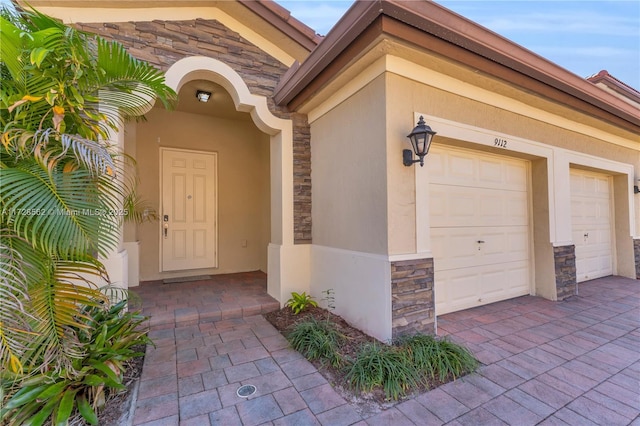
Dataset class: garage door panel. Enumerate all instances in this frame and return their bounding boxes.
[507,264,530,291]
[435,261,530,314]
[449,154,476,180]
[432,226,529,272]
[478,158,503,183]
[479,195,505,219]
[435,270,478,314]
[449,193,478,220]
[507,197,529,220]
[429,147,527,192]
[431,228,479,270]
[596,200,611,221]
[570,169,613,282]
[430,185,528,228]
[482,270,509,296]
[506,163,528,187]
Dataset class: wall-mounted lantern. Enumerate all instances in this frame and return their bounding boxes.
[404,115,437,167]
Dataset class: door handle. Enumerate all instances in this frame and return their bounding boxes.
[163,214,169,238]
[477,240,485,244]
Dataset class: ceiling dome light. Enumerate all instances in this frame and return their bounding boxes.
[196,90,212,102]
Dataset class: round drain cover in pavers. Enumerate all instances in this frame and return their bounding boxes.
[236,384,256,398]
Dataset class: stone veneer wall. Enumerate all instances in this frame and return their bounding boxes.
[391,258,435,339]
[76,19,312,244]
[635,239,640,279]
[554,245,577,299]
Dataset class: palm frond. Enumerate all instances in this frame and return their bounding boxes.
[0,16,24,83]
[86,38,176,114]
[0,235,36,373]
[21,263,108,374]
[2,129,117,177]
[1,163,120,258]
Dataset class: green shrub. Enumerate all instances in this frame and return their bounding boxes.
[398,334,478,382]
[286,318,343,367]
[0,300,150,426]
[344,343,419,400]
[285,292,318,315]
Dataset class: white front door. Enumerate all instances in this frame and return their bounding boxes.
[429,146,531,315]
[161,148,218,272]
[570,169,613,282]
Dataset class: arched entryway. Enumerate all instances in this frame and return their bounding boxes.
[123,56,307,304]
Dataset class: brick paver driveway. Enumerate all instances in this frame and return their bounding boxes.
[131,275,639,425]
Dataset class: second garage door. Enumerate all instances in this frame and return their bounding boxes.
[570,169,613,282]
[429,146,531,315]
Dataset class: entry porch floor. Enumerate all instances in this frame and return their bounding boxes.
[131,275,639,425]
[135,271,280,327]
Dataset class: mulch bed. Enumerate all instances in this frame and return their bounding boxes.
[264,306,449,416]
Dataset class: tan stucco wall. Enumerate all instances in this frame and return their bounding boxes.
[311,75,388,254]
[135,107,270,281]
[531,159,556,298]
[309,75,394,341]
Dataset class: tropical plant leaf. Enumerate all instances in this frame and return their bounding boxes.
[21,271,107,373]
[76,394,98,425]
[1,163,120,258]
[54,388,79,426]
[0,235,36,374]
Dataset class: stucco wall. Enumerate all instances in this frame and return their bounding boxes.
[135,107,270,281]
[310,75,393,341]
[311,75,388,254]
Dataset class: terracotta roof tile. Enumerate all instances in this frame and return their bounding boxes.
[587,69,640,97]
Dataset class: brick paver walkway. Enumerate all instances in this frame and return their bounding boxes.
[131,274,639,425]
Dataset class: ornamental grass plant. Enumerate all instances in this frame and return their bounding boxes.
[286,317,344,367]
[397,334,479,383]
[344,342,419,400]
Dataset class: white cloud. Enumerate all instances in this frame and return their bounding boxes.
[534,46,633,58]
[477,11,639,37]
[278,1,354,35]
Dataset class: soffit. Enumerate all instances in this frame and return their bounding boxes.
[17,0,319,63]
[275,0,639,135]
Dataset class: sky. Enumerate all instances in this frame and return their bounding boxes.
[2,0,638,89]
[279,0,640,90]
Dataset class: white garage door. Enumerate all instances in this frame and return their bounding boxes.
[429,146,531,315]
[570,169,613,282]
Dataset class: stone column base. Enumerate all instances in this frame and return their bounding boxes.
[634,239,640,279]
[391,258,435,339]
[554,245,577,300]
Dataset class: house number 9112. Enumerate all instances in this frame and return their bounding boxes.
[494,138,508,148]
